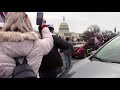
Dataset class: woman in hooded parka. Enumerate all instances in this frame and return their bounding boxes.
[0,12,53,78]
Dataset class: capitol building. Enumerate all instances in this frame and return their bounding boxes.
[57,16,80,40]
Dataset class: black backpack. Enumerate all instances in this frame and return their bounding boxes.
[12,56,37,78]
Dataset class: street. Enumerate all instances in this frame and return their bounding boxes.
[56,53,81,77]
[60,53,81,72]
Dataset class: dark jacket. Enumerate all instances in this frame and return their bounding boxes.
[84,38,99,55]
[39,35,69,72]
[63,42,74,56]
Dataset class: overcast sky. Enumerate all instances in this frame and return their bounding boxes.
[26,12,120,33]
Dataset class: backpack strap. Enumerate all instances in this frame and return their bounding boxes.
[13,41,35,66]
[22,56,27,64]
[14,58,21,66]
[14,56,27,66]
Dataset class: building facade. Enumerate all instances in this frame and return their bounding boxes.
[58,16,80,40]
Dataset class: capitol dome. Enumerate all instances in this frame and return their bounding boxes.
[58,16,71,38]
[59,16,69,29]
[58,16,80,40]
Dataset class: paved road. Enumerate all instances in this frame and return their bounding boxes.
[60,53,82,73]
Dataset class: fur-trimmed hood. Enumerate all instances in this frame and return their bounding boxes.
[0,31,39,42]
[0,27,54,78]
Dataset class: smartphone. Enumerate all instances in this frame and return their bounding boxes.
[0,12,6,28]
[36,12,43,25]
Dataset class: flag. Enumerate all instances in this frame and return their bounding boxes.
[94,36,100,45]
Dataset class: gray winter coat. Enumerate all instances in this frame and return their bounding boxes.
[0,27,53,78]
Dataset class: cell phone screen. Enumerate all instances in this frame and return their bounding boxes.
[36,12,43,25]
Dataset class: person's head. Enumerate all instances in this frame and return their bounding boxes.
[88,37,95,45]
[66,37,69,41]
[1,12,33,33]
[47,24,54,33]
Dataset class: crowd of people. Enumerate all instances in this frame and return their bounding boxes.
[83,32,117,56]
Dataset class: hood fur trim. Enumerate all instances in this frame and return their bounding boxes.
[0,31,39,42]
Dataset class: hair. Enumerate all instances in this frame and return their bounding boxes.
[66,37,69,41]
[1,12,33,33]
[88,37,95,45]
[48,27,54,33]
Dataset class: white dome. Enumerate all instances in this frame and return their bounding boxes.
[59,16,69,28]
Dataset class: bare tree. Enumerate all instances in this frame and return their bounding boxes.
[87,25,100,34]
[82,31,94,41]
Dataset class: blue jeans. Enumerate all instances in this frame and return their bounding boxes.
[64,55,72,68]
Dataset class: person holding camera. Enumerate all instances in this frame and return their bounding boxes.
[0,12,54,78]
[38,24,69,78]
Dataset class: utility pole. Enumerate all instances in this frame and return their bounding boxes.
[114,26,116,34]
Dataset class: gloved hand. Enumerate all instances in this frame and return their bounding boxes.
[38,25,48,32]
[38,18,48,39]
[38,18,47,32]
[38,25,43,32]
